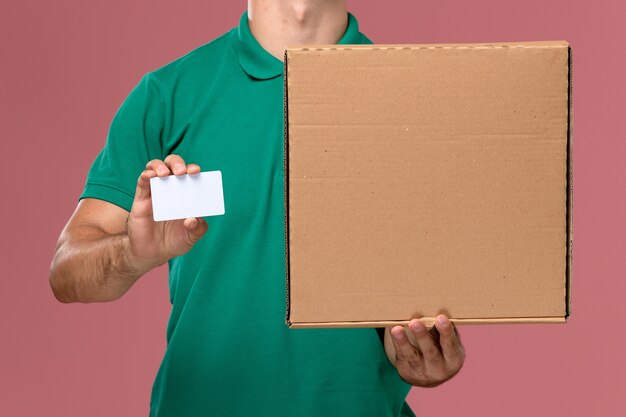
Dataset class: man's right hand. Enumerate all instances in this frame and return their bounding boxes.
[49,154,208,303]
[127,155,209,273]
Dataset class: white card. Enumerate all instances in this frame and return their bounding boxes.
[150,171,225,221]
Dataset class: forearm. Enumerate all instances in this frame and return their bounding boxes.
[49,228,148,303]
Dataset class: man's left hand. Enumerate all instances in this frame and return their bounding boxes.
[385,315,465,387]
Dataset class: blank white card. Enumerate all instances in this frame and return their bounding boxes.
[149,171,225,221]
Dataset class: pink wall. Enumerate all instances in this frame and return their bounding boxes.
[1,1,624,416]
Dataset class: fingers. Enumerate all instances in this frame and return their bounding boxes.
[147,156,201,178]
[183,217,209,244]
[407,319,444,366]
[389,317,465,387]
[390,325,422,370]
[187,164,201,175]
[434,315,465,366]
[164,155,189,176]
[135,169,157,200]
[146,159,171,177]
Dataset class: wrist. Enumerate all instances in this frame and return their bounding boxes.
[121,234,161,277]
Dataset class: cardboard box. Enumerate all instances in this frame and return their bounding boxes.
[283,41,572,328]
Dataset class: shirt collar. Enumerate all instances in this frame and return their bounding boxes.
[231,11,370,80]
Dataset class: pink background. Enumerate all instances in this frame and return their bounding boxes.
[2,0,624,416]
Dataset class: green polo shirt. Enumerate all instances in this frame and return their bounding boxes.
[80,11,415,417]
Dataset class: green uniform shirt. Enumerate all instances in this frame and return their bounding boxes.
[80,11,415,417]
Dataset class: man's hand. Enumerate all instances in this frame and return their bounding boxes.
[49,154,208,303]
[385,315,465,387]
[127,154,209,272]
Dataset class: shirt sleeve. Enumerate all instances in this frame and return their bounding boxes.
[78,73,165,212]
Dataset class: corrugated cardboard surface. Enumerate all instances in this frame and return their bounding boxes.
[284,41,572,328]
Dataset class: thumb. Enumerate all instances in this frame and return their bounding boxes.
[135,169,157,201]
[184,217,209,244]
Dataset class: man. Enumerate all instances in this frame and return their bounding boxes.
[49,1,465,416]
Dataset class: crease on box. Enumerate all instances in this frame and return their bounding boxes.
[283,50,292,327]
[565,45,574,320]
[289,317,567,329]
[287,40,569,52]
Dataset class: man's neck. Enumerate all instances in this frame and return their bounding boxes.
[248,0,348,60]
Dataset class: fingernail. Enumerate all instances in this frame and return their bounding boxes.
[409,319,425,332]
[392,327,404,339]
[437,315,449,327]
